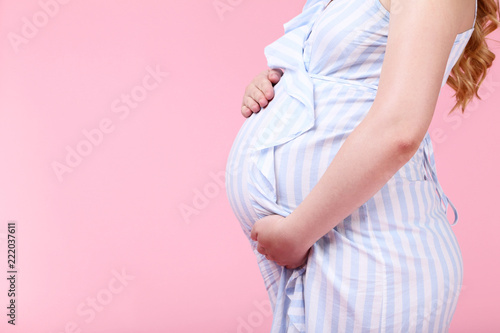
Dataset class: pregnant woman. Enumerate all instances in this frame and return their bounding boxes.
[225,0,499,331]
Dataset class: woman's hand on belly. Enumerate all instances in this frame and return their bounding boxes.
[250,214,311,269]
[241,68,283,118]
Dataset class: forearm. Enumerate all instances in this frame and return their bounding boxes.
[286,110,422,249]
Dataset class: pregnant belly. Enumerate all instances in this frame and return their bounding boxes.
[225,77,379,227]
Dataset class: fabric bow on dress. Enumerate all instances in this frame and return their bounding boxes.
[247,1,330,332]
[248,0,327,216]
[252,0,324,151]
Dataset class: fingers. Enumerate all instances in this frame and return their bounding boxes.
[241,91,265,117]
[256,244,266,255]
[268,68,283,85]
[240,69,283,118]
[250,227,257,241]
[241,105,253,118]
[258,68,283,101]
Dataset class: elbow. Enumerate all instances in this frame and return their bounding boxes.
[380,117,426,159]
[365,103,429,160]
[391,132,422,161]
[397,135,420,153]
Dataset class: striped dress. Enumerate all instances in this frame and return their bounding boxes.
[225,0,476,331]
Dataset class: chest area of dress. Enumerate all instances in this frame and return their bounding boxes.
[302,0,390,72]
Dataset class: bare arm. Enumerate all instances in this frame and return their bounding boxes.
[286,0,466,248]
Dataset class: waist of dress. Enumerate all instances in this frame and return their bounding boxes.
[308,72,379,92]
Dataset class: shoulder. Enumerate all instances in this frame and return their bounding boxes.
[384,0,475,36]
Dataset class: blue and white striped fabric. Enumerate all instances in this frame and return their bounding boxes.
[225,0,476,331]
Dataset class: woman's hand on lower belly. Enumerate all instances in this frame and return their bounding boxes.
[250,214,311,269]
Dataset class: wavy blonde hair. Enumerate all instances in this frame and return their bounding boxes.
[447,0,500,114]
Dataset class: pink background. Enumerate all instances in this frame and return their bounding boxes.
[0,0,498,332]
